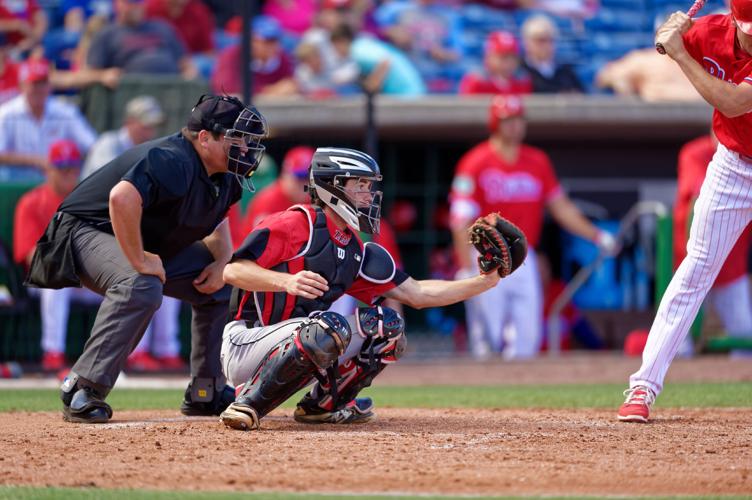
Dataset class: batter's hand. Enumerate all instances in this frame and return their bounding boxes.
[655,11,692,58]
[136,251,166,284]
[193,260,225,294]
[285,270,329,299]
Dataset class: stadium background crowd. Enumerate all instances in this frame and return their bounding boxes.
[0,0,739,374]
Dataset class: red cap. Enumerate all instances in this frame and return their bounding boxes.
[48,140,82,168]
[282,146,314,179]
[488,95,525,133]
[732,0,752,35]
[19,58,50,83]
[485,31,519,56]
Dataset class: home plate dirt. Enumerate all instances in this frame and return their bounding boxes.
[1,407,751,496]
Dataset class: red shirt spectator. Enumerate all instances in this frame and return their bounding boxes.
[0,52,18,103]
[145,0,214,53]
[211,15,295,96]
[673,134,751,286]
[459,31,532,96]
[0,0,43,46]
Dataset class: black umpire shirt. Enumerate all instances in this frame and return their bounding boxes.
[59,132,241,260]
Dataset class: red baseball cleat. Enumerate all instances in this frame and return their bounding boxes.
[618,386,656,423]
[42,351,65,371]
[126,352,161,372]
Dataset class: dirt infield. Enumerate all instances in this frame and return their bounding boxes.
[1,355,751,497]
[1,408,751,496]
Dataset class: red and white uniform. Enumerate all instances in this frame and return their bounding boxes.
[220,206,406,386]
[13,184,100,355]
[241,180,404,316]
[450,140,562,358]
[631,14,752,395]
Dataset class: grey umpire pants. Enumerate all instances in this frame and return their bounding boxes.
[70,224,229,391]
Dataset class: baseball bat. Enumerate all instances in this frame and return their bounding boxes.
[655,0,706,54]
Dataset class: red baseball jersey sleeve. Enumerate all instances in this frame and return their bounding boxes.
[683,14,752,157]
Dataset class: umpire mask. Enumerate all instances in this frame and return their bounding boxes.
[224,106,268,192]
[188,94,268,192]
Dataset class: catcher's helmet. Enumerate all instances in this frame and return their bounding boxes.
[732,0,752,35]
[308,147,383,234]
[188,94,268,191]
[488,95,524,133]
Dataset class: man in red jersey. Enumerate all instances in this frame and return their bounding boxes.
[450,95,616,360]
[218,147,508,431]
[242,146,315,232]
[673,131,752,356]
[619,0,752,423]
[13,140,100,371]
[458,31,532,95]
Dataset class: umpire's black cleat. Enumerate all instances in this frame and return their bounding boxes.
[294,396,375,424]
[180,383,235,416]
[61,385,112,424]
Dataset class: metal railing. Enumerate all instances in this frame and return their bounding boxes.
[546,201,668,356]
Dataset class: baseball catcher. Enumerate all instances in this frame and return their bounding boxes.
[218,147,524,431]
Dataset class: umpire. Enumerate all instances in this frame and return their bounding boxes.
[26,94,268,424]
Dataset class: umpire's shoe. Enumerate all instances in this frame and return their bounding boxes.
[180,381,235,416]
[60,375,112,424]
[293,396,375,424]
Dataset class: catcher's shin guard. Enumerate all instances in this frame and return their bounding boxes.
[220,311,351,431]
[303,306,406,413]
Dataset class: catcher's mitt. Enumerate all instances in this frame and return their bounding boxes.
[468,213,528,277]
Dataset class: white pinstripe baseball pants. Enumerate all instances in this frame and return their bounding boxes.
[631,144,752,395]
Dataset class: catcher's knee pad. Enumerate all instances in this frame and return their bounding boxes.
[313,306,406,411]
[235,311,351,419]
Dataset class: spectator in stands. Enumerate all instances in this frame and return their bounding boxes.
[82,95,165,178]
[294,40,360,96]
[377,0,463,89]
[459,31,532,95]
[13,140,101,372]
[596,47,701,102]
[520,14,584,94]
[299,1,361,90]
[0,58,96,181]
[86,0,197,78]
[80,95,185,372]
[211,15,296,97]
[145,0,215,54]
[0,0,47,55]
[330,23,426,96]
[450,96,616,359]
[0,35,18,103]
[263,0,316,36]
